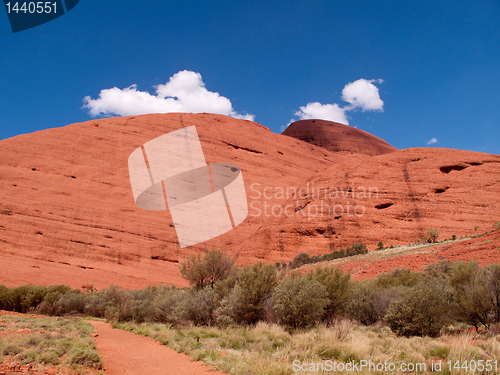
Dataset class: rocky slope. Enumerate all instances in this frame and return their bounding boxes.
[0,114,499,289]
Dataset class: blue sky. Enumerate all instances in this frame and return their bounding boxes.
[1,0,499,154]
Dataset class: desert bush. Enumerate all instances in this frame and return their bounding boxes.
[180,249,235,290]
[346,243,368,256]
[229,262,277,325]
[494,221,500,231]
[17,348,38,364]
[176,287,218,326]
[374,268,424,288]
[153,286,186,324]
[39,350,60,365]
[346,281,379,325]
[426,228,439,243]
[83,292,111,318]
[53,291,86,315]
[385,278,451,337]
[2,343,21,355]
[272,274,329,329]
[101,285,131,321]
[306,267,351,319]
[288,243,369,269]
[423,260,453,279]
[485,263,500,324]
[449,260,493,328]
[67,346,103,369]
[376,241,384,250]
[0,285,12,310]
[126,288,157,323]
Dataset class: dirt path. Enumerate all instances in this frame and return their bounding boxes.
[89,321,226,375]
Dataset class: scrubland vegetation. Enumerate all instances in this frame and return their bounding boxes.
[2,240,500,374]
[0,314,103,373]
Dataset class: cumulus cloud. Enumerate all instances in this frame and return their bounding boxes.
[342,79,384,112]
[294,102,348,124]
[83,70,254,121]
[427,137,438,145]
[291,78,384,126]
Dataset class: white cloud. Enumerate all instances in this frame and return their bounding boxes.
[290,78,384,126]
[427,137,438,145]
[294,102,349,124]
[342,79,384,112]
[83,70,254,121]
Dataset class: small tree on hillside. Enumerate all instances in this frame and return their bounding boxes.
[426,228,439,243]
[180,250,235,290]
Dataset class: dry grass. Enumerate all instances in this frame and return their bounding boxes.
[114,319,500,374]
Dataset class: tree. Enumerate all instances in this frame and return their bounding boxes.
[426,228,439,243]
[180,250,235,290]
[272,274,329,329]
[377,241,384,250]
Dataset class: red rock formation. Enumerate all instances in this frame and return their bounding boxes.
[282,119,397,156]
[0,113,498,289]
[0,113,340,289]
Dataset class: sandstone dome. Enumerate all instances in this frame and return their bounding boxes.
[282,119,397,156]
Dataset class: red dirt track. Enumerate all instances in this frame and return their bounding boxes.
[89,321,226,375]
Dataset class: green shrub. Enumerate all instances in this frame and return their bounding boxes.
[67,347,103,369]
[228,263,277,325]
[376,241,384,250]
[346,281,379,325]
[175,288,218,326]
[39,350,60,365]
[25,335,42,347]
[272,274,329,329]
[374,268,424,288]
[3,344,21,355]
[17,348,39,364]
[53,292,86,315]
[385,278,451,337]
[306,267,351,319]
[126,288,157,323]
[423,260,453,279]
[449,260,494,328]
[153,286,186,324]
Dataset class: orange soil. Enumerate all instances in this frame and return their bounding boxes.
[331,231,500,280]
[89,321,226,375]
